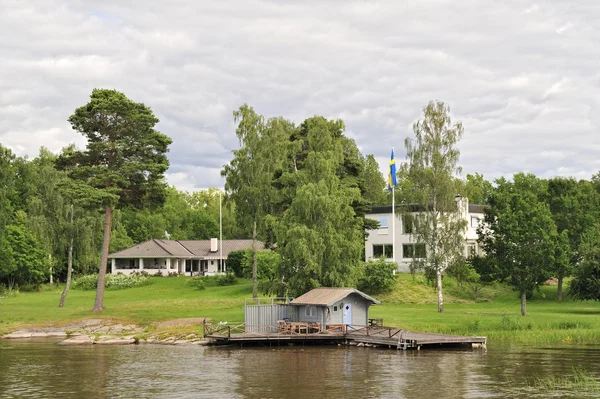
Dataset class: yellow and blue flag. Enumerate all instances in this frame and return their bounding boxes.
[387,148,397,191]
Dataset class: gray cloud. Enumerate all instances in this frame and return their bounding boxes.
[1,0,598,192]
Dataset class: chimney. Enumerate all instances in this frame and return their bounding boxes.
[210,238,218,252]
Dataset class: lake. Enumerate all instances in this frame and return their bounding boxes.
[1,339,599,398]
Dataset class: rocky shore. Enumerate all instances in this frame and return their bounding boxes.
[0,318,213,346]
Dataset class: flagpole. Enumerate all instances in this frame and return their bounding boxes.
[392,185,396,264]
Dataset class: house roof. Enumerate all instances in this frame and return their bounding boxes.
[290,288,380,306]
[108,239,265,259]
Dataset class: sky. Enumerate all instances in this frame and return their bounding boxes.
[1,0,599,192]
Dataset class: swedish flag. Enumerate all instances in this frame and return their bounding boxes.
[387,148,397,191]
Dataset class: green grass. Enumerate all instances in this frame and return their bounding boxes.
[2,274,600,345]
[531,367,600,394]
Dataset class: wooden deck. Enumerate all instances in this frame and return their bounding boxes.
[204,322,486,350]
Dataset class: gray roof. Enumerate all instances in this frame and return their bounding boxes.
[108,239,265,259]
[291,288,380,306]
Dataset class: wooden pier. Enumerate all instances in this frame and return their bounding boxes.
[203,322,486,350]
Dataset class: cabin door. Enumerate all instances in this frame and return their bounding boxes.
[342,303,352,325]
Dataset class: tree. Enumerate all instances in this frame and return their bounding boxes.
[479,173,556,316]
[400,101,467,313]
[357,259,397,294]
[569,223,600,300]
[1,211,49,289]
[222,105,291,298]
[57,89,172,312]
[546,177,600,300]
[274,116,364,296]
[464,173,493,204]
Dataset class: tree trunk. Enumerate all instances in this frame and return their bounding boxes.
[520,291,527,316]
[252,219,258,299]
[557,276,563,301]
[59,205,74,308]
[437,268,444,313]
[93,206,113,312]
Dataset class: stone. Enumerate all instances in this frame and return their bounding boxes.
[45,331,68,337]
[109,324,124,334]
[30,332,50,338]
[3,332,33,339]
[95,338,135,345]
[59,336,94,345]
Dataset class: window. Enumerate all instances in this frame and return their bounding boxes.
[471,216,480,228]
[333,306,338,312]
[378,216,388,229]
[373,244,393,259]
[305,306,316,317]
[402,244,426,258]
[402,215,414,234]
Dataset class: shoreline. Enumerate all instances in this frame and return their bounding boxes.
[0,317,214,346]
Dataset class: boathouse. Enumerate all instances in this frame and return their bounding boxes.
[244,288,380,333]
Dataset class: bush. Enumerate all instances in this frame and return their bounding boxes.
[227,250,251,278]
[357,259,397,294]
[185,277,206,290]
[72,274,151,291]
[216,273,236,286]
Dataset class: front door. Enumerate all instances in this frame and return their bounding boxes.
[342,303,352,325]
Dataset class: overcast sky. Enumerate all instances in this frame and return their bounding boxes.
[1,0,599,191]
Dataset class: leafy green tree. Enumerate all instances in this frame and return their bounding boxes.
[464,173,493,204]
[361,154,387,206]
[275,116,364,296]
[222,105,291,297]
[1,211,49,289]
[479,173,556,316]
[547,177,600,300]
[56,89,172,312]
[569,223,600,300]
[400,101,467,313]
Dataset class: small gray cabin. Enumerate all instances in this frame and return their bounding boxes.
[291,288,380,328]
[244,288,380,333]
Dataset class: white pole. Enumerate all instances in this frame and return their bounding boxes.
[392,186,396,264]
[219,190,223,272]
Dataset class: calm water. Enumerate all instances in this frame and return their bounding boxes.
[1,339,599,398]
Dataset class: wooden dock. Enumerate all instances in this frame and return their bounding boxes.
[204,322,486,350]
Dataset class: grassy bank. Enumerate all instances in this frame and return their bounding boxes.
[1,274,599,345]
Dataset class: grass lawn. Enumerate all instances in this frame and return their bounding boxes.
[2,274,600,345]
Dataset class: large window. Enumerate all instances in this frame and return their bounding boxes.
[471,216,480,228]
[402,243,426,259]
[373,244,394,258]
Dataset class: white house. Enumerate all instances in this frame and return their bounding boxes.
[364,197,485,272]
[108,238,265,276]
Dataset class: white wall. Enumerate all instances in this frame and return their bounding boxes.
[365,198,485,272]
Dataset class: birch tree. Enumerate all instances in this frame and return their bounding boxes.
[401,101,467,313]
[221,104,291,298]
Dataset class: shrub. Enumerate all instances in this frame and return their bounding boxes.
[72,274,151,291]
[185,277,206,290]
[227,250,251,278]
[216,273,236,286]
[357,259,397,294]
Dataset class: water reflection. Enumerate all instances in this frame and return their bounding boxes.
[1,340,599,399]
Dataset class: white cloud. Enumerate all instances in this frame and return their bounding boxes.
[0,0,598,190]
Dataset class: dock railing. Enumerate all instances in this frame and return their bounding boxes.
[203,321,245,338]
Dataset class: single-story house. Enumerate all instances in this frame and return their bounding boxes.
[108,238,265,276]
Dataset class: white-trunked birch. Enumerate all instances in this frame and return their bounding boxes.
[401,101,467,313]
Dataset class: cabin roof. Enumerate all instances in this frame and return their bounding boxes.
[290,288,380,306]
